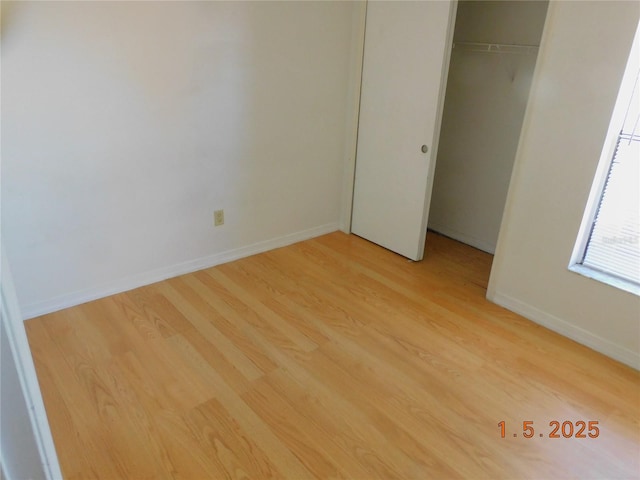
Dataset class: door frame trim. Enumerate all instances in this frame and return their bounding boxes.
[339,1,367,234]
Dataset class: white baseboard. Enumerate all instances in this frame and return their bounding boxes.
[428,224,496,254]
[22,223,338,320]
[489,291,640,370]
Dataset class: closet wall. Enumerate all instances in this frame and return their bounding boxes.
[428,1,548,253]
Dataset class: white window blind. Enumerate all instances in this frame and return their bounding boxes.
[580,68,640,286]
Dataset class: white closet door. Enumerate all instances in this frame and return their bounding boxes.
[351,0,456,260]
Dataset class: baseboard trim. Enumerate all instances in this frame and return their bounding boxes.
[22,223,338,320]
[428,224,496,254]
[489,291,640,370]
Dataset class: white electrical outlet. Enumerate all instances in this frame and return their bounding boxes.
[214,209,224,226]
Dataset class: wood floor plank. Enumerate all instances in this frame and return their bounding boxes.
[297,346,473,478]
[163,333,316,479]
[168,275,279,374]
[26,322,131,479]
[241,380,348,480]
[259,297,527,477]
[285,237,640,424]
[121,287,192,338]
[154,279,265,382]
[24,232,640,479]
[185,273,308,359]
[182,397,284,480]
[179,327,253,395]
[109,292,164,341]
[110,351,232,479]
[197,269,320,353]
[242,376,374,480]
[25,321,102,480]
[264,368,420,480]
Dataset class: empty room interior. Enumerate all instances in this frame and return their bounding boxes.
[2,1,640,479]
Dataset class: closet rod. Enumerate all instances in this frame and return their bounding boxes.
[453,42,539,55]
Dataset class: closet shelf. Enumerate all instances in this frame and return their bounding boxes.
[453,42,539,55]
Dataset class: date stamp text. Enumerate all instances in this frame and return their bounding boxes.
[498,420,599,438]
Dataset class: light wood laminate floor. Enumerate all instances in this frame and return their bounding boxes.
[25,232,640,479]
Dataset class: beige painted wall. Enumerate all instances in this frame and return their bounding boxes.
[453,0,549,46]
[1,1,356,317]
[488,1,640,369]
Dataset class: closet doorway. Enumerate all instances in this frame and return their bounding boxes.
[428,1,549,254]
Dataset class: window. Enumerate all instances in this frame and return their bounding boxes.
[571,23,640,295]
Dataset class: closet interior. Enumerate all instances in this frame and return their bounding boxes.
[429,0,549,254]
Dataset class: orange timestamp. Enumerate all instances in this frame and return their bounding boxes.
[499,420,600,439]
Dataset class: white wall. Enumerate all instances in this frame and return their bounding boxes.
[1,5,61,478]
[1,1,356,317]
[488,1,640,369]
[428,1,548,253]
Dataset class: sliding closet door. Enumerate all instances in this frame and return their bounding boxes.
[351,1,456,261]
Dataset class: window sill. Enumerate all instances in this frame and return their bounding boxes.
[569,264,640,297]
